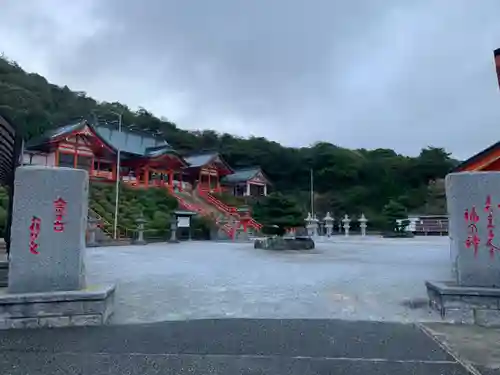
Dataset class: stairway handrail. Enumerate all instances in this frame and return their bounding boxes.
[199,191,263,231]
[170,190,234,238]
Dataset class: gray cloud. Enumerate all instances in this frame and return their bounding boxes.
[1,0,500,159]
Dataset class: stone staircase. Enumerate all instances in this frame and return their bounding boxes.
[169,189,237,239]
[87,208,132,246]
[169,187,263,240]
[196,190,263,233]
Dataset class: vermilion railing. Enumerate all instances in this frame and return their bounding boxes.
[197,190,263,231]
[170,190,235,238]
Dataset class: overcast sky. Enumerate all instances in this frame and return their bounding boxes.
[1,1,500,159]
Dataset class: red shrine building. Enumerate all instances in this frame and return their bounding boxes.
[23,120,271,196]
[452,141,500,173]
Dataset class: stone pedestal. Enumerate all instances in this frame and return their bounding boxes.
[0,166,115,329]
[426,172,500,326]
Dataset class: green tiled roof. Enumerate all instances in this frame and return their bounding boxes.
[144,145,178,158]
[25,120,85,148]
[184,153,217,168]
[94,124,167,156]
[26,120,178,158]
[221,167,265,184]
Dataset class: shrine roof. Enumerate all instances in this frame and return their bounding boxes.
[94,123,168,156]
[25,120,86,149]
[144,145,179,158]
[25,119,182,159]
[221,166,269,184]
[183,152,218,168]
[183,152,233,175]
[451,141,500,172]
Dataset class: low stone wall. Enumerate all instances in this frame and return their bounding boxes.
[254,236,315,251]
[426,281,500,327]
[0,284,116,329]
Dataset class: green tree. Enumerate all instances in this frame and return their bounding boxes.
[381,200,408,232]
[422,178,447,215]
[252,193,304,236]
[0,55,460,228]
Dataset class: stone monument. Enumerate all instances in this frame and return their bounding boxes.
[324,212,334,237]
[342,214,351,237]
[0,166,115,329]
[359,213,368,237]
[426,172,500,326]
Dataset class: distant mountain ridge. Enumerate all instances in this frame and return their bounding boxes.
[0,56,454,223]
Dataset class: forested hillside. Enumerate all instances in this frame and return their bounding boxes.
[0,56,458,224]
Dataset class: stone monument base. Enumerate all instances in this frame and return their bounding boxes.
[254,236,315,250]
[0,284,116,329]
[0,261,7,288]
[426,280,500,327]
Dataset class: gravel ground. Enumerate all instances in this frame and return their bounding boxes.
[86,236,451,325]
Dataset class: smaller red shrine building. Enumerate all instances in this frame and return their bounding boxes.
[452,141,500,172]
[220,167,270,196]
[23,119,270,197]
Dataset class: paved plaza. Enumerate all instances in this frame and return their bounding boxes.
[87,236,451,325]
[4,236,496,374]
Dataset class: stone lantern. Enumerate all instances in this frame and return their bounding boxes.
[359,213,368,237]
[305,212,313,237]
[135,214,147,245]
[169,213,179,243]
[341,214,351,237]
[87,217,99,247]
[324,212,334,237]
[311,214,320,237]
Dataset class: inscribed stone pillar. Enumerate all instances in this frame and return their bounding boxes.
[8,166,88,293]
[446,172,500,287]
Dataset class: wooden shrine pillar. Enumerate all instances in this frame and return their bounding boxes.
[168,170,173,187]
[134,168,140,186]
[144,166,150,187]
